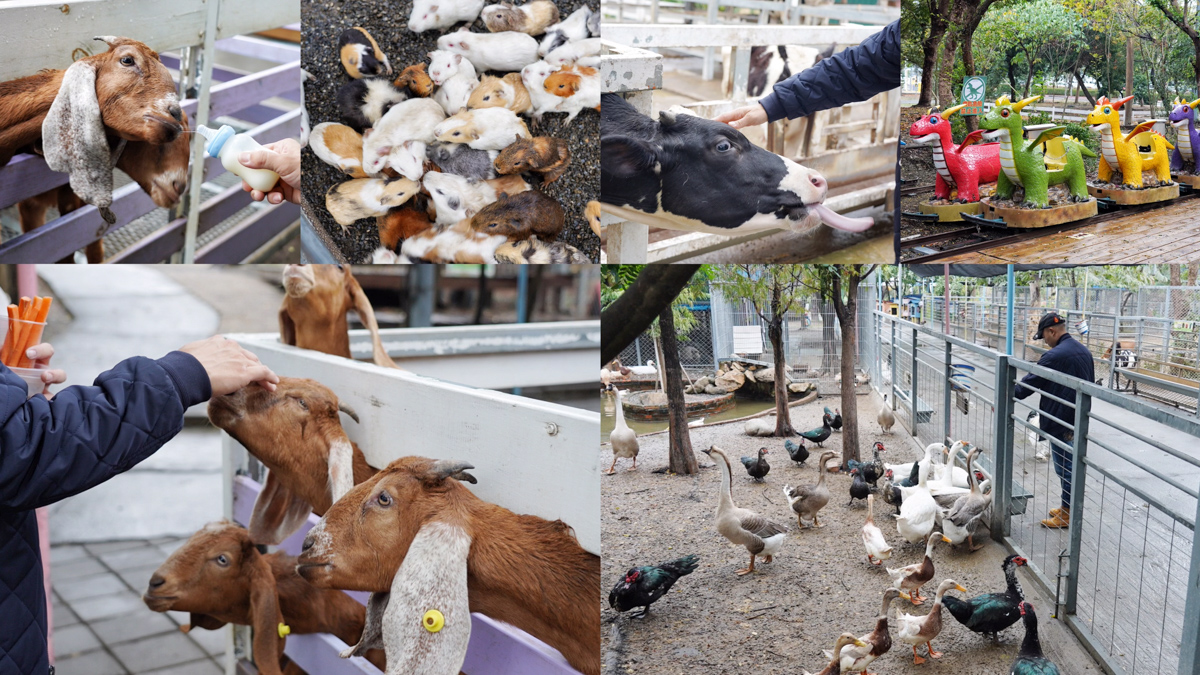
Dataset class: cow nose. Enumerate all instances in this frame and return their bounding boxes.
[810,174,825,191]
[301,535,314,553]
[148,574,165,589]
[168,103,183,122]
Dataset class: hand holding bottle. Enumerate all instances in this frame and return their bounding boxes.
[238,139,302,205]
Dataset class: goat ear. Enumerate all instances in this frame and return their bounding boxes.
[185,613,227,632]
[340,591,389,658]
[42,60,117,224]
[346,270,400,369]
[278,308,296,347]
[426,459,477,485]
[249,471,312,546]
[244,546,286,675]
[382,521,472,673]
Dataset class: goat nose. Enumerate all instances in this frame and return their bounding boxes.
[301,535,314,553]
[173,177,188,196]
[168,103,183,122]
[148,574,166,589]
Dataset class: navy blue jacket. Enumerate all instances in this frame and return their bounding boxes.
[0,353,210,674]
[1014,333,1095,442]
[759,19,901,123]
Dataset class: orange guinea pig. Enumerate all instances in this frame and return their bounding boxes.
[394,63,434,97]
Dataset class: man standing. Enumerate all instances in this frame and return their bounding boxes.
[1014,312,1095,528]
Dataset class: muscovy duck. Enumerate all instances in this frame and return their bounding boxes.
[608,554,701,618]
[740,447,770,482]
[824,406,843,431]
[944,554,1029,636]
[800,414,833,447]
[784,438,809,465]
[1010,602,1061,674]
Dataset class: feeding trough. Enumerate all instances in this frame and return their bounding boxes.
[621,389,735,421]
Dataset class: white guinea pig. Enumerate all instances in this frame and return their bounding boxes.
[544,37,602,67]
[408,0,485,32]
[538,6,593,55]
[429,50,480,115]
[436,28,539,73]
[433,107,531,151]
[522,60,563,121]
[362,98,446,175]
[390,140,429,181]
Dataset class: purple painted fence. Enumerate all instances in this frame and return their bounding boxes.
[230,475,582,675]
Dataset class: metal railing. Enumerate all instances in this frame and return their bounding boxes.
[871,309,1200,675]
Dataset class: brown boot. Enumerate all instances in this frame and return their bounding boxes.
[1049,507,1066,518]
[1041,508,1070,528]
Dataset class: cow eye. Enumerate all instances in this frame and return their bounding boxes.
[216,554,230,567]
[715,139,732,153]
[120,55,135,66]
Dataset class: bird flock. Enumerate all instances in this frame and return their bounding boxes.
[605,394,1062,675]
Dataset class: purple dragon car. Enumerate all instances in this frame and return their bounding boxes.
[1169,97,1200,174]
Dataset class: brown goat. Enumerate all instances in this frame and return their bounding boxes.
[143,521,386,675]
[15,110,191,263]
[208,377,378,545]
[280,265,399,369]
[0,36,182,168]
[296,456,601,675]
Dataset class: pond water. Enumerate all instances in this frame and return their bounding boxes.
[600,392,777,437]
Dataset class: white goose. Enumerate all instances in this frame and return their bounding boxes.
[606,389,639,474]
[627,360,658,377]
[702,446,787,576]
[895,451,940,544]
[862,494,893,565]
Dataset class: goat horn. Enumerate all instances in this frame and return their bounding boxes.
[338,403,360,423]
[429,459,477,484]
[93,36,121,49]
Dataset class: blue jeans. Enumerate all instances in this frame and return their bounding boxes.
[1050,431,1075,511]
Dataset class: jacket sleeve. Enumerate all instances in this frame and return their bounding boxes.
[0,351,211,512]
[1014,349,1059,400]
[759,20,901,122]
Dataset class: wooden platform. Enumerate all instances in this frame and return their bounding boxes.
[1088,183,1179,204]
[1175,173,1200,188]
[919,200,981,222]
[938,199,1200,263]
[981,198,1098,228]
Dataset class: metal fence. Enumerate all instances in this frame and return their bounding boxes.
[869,310,1200,675]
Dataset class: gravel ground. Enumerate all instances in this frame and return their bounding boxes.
[301,0,600,262]
[600,391,1102,675]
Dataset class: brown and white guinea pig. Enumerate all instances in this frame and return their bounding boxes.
[339,27,392,79]
[468,189,564,242]
[493,135,570,184]
[585,199,602,238]
[310,123,369,179]
[394,63,435,97]
[337,78,407,132]
[467,73,532,114]
[482,0,560,35]
[325,177,420,230]
[494,236,591,264]
[433,107,531,151]
[377,199,435,251]
[401,217,509,263]
[542,64,600,124]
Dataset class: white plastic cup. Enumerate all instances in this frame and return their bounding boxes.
[9,366,46,398]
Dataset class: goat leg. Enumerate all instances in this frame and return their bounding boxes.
[340,591,389,659]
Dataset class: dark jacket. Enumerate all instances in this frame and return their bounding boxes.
[0,353,210,674]
[1014,333,1095,442]
[759,19,901,123]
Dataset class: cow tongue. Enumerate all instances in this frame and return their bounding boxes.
[811,203,875,233]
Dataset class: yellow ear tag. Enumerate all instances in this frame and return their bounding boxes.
[423,609,445,633]
[277,623,291,638]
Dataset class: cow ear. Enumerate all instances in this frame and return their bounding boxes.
[601,135,660,177]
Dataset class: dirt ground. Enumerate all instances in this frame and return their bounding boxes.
[300,0,600,262]
[600,391,1102,675]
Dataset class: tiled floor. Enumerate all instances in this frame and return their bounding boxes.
[49,539,226,675]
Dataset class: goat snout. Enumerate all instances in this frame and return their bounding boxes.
[148,574,166,589]
[301,534,315,553]
[168,103,183,122]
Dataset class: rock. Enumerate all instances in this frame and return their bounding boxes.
[758,367,776,383]
[715,370,744,390]
[789,382,807,393]
[694,376,712,390]
[704,385,727,395]
[744,369,757,383]
[640,391,668,406]
[730,361,745,371]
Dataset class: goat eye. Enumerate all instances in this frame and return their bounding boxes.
[120,55,135,66]
[484,96,490,101]
[377,491,392,506]
[297,398,308,410]
[216,554,229,567]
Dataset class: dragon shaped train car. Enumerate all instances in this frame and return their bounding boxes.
[903,105,1000,222]
[1170,96,1200,188]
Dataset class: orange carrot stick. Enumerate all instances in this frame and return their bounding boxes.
[1,305,16,366]
[17,298,48,368]
[9,299,32,367]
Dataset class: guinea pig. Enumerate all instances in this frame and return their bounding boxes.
[300,69,314,147]
[437,28,540,73]
[401,218,509,263]
[428,51,480,115]
[371,247,405,264]
[493,135,570,184]
[339,27,392,79]
[544,37,601,67]
[337,78,407,132]
[482,0,560,35]
[468,189,564,241]
[521,60,563,121]
[408,0,485,32]
[362,98,446,175]
[378,201,435,250]
[427,142,499,180]
[433,107,531,151]
[325,178,420,230]
[423,171,530,225]
[494,236,591,263]
[538,5,593,56]
[585,199,602,238]
[310,123,369,178]
[588,5,600,35]
[542,64,599,123]
[467,73,532,113]
[394,63,435,97]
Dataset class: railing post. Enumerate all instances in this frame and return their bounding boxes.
[1063,390,1090,615]
[911,326,919,436]
[1110,316,1120,390]
[943,341,952,443]
[992,354,1014,540]
[1180,487,1200,674]
[182,0,221,263]
[891,318,898,412]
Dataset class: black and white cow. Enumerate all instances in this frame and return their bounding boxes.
[600,93,874,235]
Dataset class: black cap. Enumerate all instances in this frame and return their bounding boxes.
[1034,312,1064,340]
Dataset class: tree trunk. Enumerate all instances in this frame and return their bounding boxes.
[655,335,666,393]
[769,283,797,436]
[1125,37,1135,126]
[1188,262,1199,285]
[660,306,698,475]
[960,32,979,132]
[937,31,961,105]
[918,4,950,107]
[601,265,700,364]
[831,274,862,467]
[1074,69,1096,105]
[1006,47,1021,96]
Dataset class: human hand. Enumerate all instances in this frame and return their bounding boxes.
[239,138,301,205]
[24,343,67,398]
[713,103,769,130]
[178,336,280,397]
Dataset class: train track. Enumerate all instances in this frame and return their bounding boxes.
[900,189,1200,262]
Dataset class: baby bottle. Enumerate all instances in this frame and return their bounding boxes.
[196,124,280,193]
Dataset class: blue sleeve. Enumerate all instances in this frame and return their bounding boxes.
[1014,349,1058,400]
[0,351,211,512]
[759,20,901,122]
